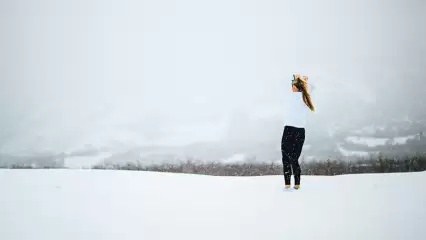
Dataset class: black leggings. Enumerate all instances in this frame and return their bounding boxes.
[281,125,305,185]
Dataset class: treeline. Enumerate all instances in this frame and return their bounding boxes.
[0,164,63,169]
[92,153,426,176]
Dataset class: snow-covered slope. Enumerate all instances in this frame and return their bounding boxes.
[0,170,425,240]
[63,153,112,169]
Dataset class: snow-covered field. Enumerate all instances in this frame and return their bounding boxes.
[0,170,425,240]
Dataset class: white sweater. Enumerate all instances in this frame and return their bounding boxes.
[283,83,316,129]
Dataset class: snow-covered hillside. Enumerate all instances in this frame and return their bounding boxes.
[63,153,112,169]
[0,170,425,240]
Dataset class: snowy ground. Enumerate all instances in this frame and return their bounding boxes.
[0,170,425,240]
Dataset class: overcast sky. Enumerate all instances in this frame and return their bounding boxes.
[1,0,425,154]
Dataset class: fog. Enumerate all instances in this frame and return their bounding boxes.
[1,0,425,160]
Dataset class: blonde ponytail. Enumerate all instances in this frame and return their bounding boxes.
[294,75,315,112]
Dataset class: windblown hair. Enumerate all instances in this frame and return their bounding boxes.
[293,75,315,112]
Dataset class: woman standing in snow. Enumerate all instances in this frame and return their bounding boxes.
[281,73,315,190]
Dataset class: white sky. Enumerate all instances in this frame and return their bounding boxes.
[0,0,425,153]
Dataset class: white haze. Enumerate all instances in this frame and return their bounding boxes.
[1,0,425,155]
